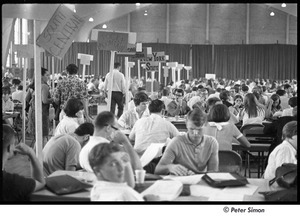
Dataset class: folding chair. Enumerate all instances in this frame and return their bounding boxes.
[218,150,242,175]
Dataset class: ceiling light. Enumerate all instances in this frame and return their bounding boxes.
[73,8,76,13]
[270,12,275,16]
[102,24,107,29]
[89,17,94,22]
[144,13,148,16]
[136,3,140,6]
[281,3,286,8]
[145,10,147,12]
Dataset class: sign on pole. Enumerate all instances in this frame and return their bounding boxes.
[36,5,85,59]
[78,53,93,80]
[145,61,159,72]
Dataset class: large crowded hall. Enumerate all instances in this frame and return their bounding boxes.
[1,3,298,204]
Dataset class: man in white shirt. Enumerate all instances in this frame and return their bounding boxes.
[12,85,23,103]
[79,111,142,172]
[281,97,297,117]
[103,62,126,118]
[129,99,179,157]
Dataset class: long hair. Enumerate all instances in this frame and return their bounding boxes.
[244,93,258,118]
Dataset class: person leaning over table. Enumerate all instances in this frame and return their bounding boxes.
[263,121,297,181]
[2,124,45,201]
[265,94,282,119]
[154,108,219,176]
[79,111,142,184]
[89,142,159,201]
[43,122,94,176]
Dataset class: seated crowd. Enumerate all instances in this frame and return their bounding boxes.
[2,67,297,201]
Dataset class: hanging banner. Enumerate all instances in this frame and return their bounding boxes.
[97,31,129,52]
[36,5,85,59]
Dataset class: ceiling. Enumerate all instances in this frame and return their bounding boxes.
[265,3,297,17]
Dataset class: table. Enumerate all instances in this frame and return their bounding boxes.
[31,170,272,202]
[165,117,187,132]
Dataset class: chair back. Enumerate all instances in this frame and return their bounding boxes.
[218,150,242,174]
[240,124,273,143]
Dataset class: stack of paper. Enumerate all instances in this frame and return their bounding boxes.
[163,174,204,185]
[141,180,183,201]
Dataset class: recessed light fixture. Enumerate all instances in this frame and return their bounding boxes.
[89,17,94,22]
[270,12,275,16]
[145,10,147,12]
[136,3,140,6]
[102,24,107,29]
[73,8,76,13]
[144,13,148,16]
[281,3,286,8]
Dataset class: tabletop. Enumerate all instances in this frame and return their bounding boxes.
[30,170,273,202]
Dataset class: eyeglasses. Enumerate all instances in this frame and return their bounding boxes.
[105,124,119,131]
[175,94,183,97]
[188,127,204,135]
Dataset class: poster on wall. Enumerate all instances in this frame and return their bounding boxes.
[205,73,216,80]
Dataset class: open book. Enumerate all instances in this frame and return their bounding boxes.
[141,180,183,201]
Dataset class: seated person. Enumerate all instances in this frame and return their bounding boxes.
[160,88,173,109]
[2,86,14,126]
[2,124,45,201]
[128,87,146,111]
[129,99,179,157]
[154,108,219,176]
[43,122,94,176]
[54,98,85,136]
[203,104,251,151]
[79,111,142,175]
[240,93,265,126]
[166,88,190,117]
[118,92,150,129]
[12,85,23,103]
[187,87,208,112]
[264,121,297,181]
[265,94,282,119]
[281,97,297,117]
[89,142,159,201]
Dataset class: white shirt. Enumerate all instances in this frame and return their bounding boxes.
[264,140,297,180]
[118,107,150,129]
[12,90,24,102]
[281,108,293,117]
[90,181,144,201]
[54,116,80,137]
[104,69,126,94]
[129,113,179,156]
[79,136,109,172]
[160,96,173,109]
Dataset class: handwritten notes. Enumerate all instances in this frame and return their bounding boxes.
[36,5,85,59]
[97,31,129,52]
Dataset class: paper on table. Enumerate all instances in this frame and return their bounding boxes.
[190,184,222,197]
[206,173,236,181]
[140,143,165,167]
[163,174,204,185]
[141,180,183,201]
[222,184,258,196]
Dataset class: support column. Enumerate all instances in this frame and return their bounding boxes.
[286,14,290,44]
[166,4,170,43]
[206,4,210,43]
[127,13,131,32]
[246,4,250,44]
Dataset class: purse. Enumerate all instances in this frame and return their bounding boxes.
[269,163,297,188]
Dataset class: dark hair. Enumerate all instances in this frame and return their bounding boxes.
[207,104,230,122]
[192,86,198,91]
[133,92,149,106]
[94,111,115,129]
[88,142,121,171]
[244,93,261,118]
[241,85,249,92]
[282,121,297,140]
[234,94,243,102]
[41,67,48,76]
[206,97,221,108]
[288,97,297,108]
[2,124,16,153]
[186,108,206,127]
[270,94,281,110]
[12,78,21,86]
[74,122,94,136]
[137,87,145,92]
[219,90,230,102]
[162,88,169,96]
[2,86,11,95]
[276,89,286,96]
[64,98,84,117]
[17,85,23,90]
[174,88,184,96]
[283,84,291,90]
[66,64,78,75]
[148,99,165,113]
[114,62,121,69]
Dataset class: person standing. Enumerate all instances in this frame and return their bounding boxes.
[53,64,92,123]
[104,62,126,118]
